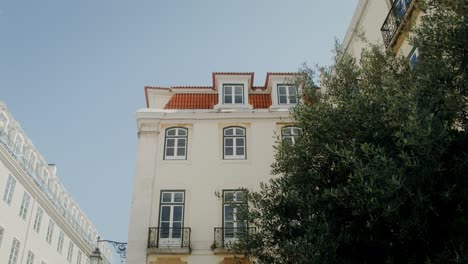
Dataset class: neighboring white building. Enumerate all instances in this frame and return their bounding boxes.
[0,101,113,264]
[342,0,422,64]
[127,72,299,264]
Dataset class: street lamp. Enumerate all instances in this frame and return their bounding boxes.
[89,236,127,264]
[89,247,103,264]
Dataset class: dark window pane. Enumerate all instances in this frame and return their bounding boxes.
[235,86,243,95]
[172,222,182,238]
[278,86,287,95]
[177,139,186,147]
[279,95,287,104]
[224,95,232,104]
[225,129,234,136]
[225,147,234,156]
[166,139,175,147]
[235,95,243,104]
[161,206,170,221]
[177,147,185,156]
[160,222,170,238]
[236,147,244,156]
[224,86,232,94]
[235,128,244,136]
[225,138,233,146]
[224,206,234,221]
[166,147,174,157]
[174,193,183,203]
[178,129,187,136]
[173,206,183,221]
[224,192,234,202]
[167,129,176,136]
[288,86,297,95]
[162,193,171,202]
[236,138,244,147]
[236,192,245,202]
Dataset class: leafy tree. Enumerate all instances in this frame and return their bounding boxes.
[234,0,467,263]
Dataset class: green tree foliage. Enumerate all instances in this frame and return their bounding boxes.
[234,0,467,263]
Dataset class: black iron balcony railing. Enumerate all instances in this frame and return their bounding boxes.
[381,0,414,48]
[213,227,256,249]
[147,227,191,249]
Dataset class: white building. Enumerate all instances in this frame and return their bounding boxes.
[0,101,113,264]
[127,72,300,264]
[343,0,422,63]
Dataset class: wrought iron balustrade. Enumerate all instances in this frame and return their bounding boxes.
[147,227,191,249]
[213,227,256,249]
[381,0,414,47]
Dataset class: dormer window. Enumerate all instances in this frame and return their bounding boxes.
[277,85,298,105]
[223,84,244,104]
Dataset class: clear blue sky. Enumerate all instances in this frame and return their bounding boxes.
[0,0,357,260]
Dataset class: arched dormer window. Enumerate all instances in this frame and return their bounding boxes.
[223,127,246,160]
[282,126,302,145]
[164,127,188,160]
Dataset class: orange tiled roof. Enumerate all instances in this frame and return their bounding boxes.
[249,94,272,109]
[165,94,218,109]
[163,93,272,109]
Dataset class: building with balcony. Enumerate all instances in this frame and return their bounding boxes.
[126,72,299,264]
[0,101,112,264]
[342,0,421,62]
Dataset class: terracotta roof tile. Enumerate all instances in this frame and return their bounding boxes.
[249,94,272,109]
[163,93,272,109]
[164,94,218,109]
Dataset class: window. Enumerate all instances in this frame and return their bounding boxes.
[3,175,16,205]
[19,192,31,220]
[282,126,302,145]
[223,84,244,104]
[45,220,55,244]
[409,47,420,70]
[223,190,246,241]
[76,250,82,264]
[66,242,74,263]
[33,207,44,233]
[277,85,298,105]
[0,226,4,248]
[26,250,35,264]
[158,191,185,246]
[164,128,188,160]
[223,127,246,160]
[8,238,20,264]
[57,231,64,254]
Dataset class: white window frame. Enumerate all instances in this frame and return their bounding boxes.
[76,250,82,264]
[67,241,74,263]
[19,192,31,220]
[57,231,65,254]
[26,250,35,264]
[223,127,246,160]
[33,207,44,233]
[0,226,4,248]
[158,191,185,247]
[3,175,16,206]
[164,127,188,160]
[222,84,244,104]
[223,190,247,242]
[45,220,55,244]
[8,238,20,264]
[281,126,302,145]
[277,84,298,105]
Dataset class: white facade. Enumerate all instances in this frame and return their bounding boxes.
[127,72,298,264]
[0,102,112,264]
[342,0,422,60]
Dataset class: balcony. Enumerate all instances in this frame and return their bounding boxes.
[381,0,415,48]
[213,227,256,254]
[147,227,191,255]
